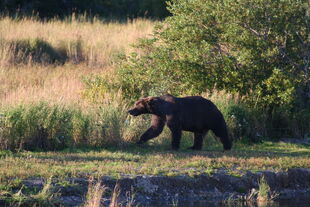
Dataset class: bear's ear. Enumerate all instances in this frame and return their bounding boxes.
[147,97,156,106]
[145,97,160,113]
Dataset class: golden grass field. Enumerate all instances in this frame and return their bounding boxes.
[0,17,155,107]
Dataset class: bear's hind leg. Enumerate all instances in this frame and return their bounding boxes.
[211,121,232,150]
[188,132,207,150]
[168,126,182,150]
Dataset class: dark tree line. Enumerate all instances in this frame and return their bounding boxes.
[0,0,170,19]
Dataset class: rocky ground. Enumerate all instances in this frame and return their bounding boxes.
[11,168,310,206]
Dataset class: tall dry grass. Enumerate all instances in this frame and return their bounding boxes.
[85,178,106,207]
[0,65,89,106]
[85,179,136,207]
[0,17,155,106]
[0,16,154,66]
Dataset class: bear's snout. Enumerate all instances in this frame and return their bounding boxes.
[128,109,140,116]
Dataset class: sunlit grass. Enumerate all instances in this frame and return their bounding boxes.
[0,16,155,107]
[0,141,309,182]
[0,16,155,66]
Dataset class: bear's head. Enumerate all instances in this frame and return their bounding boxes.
[128,97,160,116]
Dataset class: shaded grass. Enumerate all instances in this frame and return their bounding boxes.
[0,100,149,151]
[0,141,309,182]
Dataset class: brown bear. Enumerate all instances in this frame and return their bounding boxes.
[128,94,232,151]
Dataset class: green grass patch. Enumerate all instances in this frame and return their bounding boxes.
[0,141,309,182]
[0,141,309,206]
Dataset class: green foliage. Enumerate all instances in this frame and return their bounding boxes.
[0,103,92,151]
[82,73,113,103]
[258,176,271,200]
[90,103,127,147]
[221,98,310,142]
[0,101,152,151]
[111,0,309,106]
[255,69,296,108]
[92,0,310,139]
[225,104,256,142]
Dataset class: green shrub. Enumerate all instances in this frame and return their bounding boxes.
[71,111,91,146]
[89,103,127,147]
[291,109,310,138]
[82,73,113,104]
[110,0,309,106]
[258,176,270,200]
[91,0,309,140]
[226,105,255,142]
[0,103,91,151]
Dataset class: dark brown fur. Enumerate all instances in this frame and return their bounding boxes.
[128,94,232,150]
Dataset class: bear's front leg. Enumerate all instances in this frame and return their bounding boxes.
[136,115,165,145]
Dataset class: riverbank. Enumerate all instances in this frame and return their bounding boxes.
[0,141,310,206]
[2,168,310,206]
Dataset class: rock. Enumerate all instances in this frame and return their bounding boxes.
[60,196,84,207]
[23,177,45,189]
[288,168,310,188]
[135,176,158,194]
[275,171,289,188]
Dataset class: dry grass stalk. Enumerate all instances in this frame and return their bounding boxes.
[85,177,106,207]
[109,183,121,207]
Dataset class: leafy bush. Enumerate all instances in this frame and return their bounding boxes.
[219,97,310,142]
[91,0,309,140]
[109,0,309,106]
[225,105,255,142]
